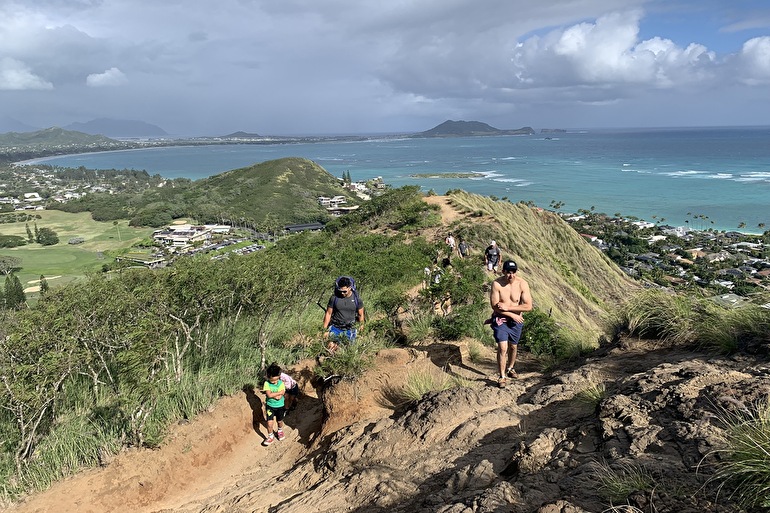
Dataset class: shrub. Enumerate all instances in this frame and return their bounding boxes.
[313,339,377,379]
[521,308,561,356]
[592,460,656,504]
[432,304,485,341]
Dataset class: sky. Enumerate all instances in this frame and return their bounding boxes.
[1,0,770,136]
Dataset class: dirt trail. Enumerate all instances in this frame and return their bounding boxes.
[3,196,470,513]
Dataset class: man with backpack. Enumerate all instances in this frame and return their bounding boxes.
[322,276,365,351]
[485,240,501,272]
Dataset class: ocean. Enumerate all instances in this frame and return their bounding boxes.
[29,126,770,232]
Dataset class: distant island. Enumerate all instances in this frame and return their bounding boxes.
[413,120,535,137]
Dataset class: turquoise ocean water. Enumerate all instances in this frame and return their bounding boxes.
[30,127,770,232]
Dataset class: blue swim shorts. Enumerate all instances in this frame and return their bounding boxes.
[329,325,357,342]
[491,316,523,345]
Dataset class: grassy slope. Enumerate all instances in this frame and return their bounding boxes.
[0,210,152,292]
[447,191,638,340]
[135,157,358,225]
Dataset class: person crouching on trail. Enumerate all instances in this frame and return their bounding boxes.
[322,277,365,353]
[489,260,532,388]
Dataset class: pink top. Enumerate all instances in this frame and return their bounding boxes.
[280,372,297,389]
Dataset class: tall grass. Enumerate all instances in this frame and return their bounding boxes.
[397,368,479,403]
[612,289,697,344]
[696,304,770,353]
[592,459,656,504]
[709,397,770,508]
[613,289,770,353]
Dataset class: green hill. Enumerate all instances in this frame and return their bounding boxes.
[191,157,355,224]
[444,191,637,339]
[0,127,117,148]
[57,157,359,227]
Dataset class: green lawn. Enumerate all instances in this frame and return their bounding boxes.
[0,211,154,298]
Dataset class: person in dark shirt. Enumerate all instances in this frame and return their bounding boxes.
[322,277,364,352]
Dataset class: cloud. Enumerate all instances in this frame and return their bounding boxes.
[737,36,770,84]
[510,11,717,93]
[1,1,769,134]
[0,57,53,90]
[86,67,127,87]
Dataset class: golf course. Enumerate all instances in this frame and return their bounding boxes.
[0,210,154,297]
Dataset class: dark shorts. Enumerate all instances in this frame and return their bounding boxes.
[265,405,286,421]
[285,384,299,397]
[491,316,523,345]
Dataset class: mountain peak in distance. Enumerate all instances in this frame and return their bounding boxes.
[63,118,168,138]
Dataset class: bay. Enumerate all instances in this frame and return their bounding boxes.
[30,126,770,232]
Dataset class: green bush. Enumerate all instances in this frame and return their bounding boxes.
[432,303,486,341]
[521,308,561,356]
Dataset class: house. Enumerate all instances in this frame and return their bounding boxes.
[708,293,749,308]
[153,224,215,247]
[284,222,324,233]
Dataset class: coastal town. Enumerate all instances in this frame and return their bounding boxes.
[1,161,768,307]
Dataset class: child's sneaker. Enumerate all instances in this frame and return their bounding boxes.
[276,430,286,441]
[506,368,518,379]
[262,434,275,446]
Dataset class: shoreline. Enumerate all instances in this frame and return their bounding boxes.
[9,134,770,235]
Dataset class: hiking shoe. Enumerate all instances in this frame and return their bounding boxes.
[498,376,507,388]
[262,434,275,446]
[276,430,286,441]
[506,368,518,379]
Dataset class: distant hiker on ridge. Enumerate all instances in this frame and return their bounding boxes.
[485,240,501,272]
[457,237,469,259]
[489,260,532,388]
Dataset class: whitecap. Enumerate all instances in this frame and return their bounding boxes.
[663,170,705,177]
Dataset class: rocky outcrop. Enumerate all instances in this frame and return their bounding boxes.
[184,340,758,513]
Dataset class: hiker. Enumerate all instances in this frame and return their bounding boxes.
[445,232,456,252]
[280,368,300,412]
[457,238,469,259]
[261,363,287,446]
[489,260,532,388]
[485,240,501,272]
[322,276,364,352]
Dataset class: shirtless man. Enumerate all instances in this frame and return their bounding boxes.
[489,260,532,388]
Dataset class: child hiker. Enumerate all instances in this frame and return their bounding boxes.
[280,368,300,412]
[261,363,286,446]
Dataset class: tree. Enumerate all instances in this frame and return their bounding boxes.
[39,275,49,295]
[113,220,122,241]
[25,223,34,243]
[4,273,26,309]
[0,255,22,276]
[36,227,59,246]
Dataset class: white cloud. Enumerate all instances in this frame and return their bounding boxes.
[86,67,127,87]
[737,36,770,84]
[511,11,717,92]
[0,0,769,134]
[0,57,53,90]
